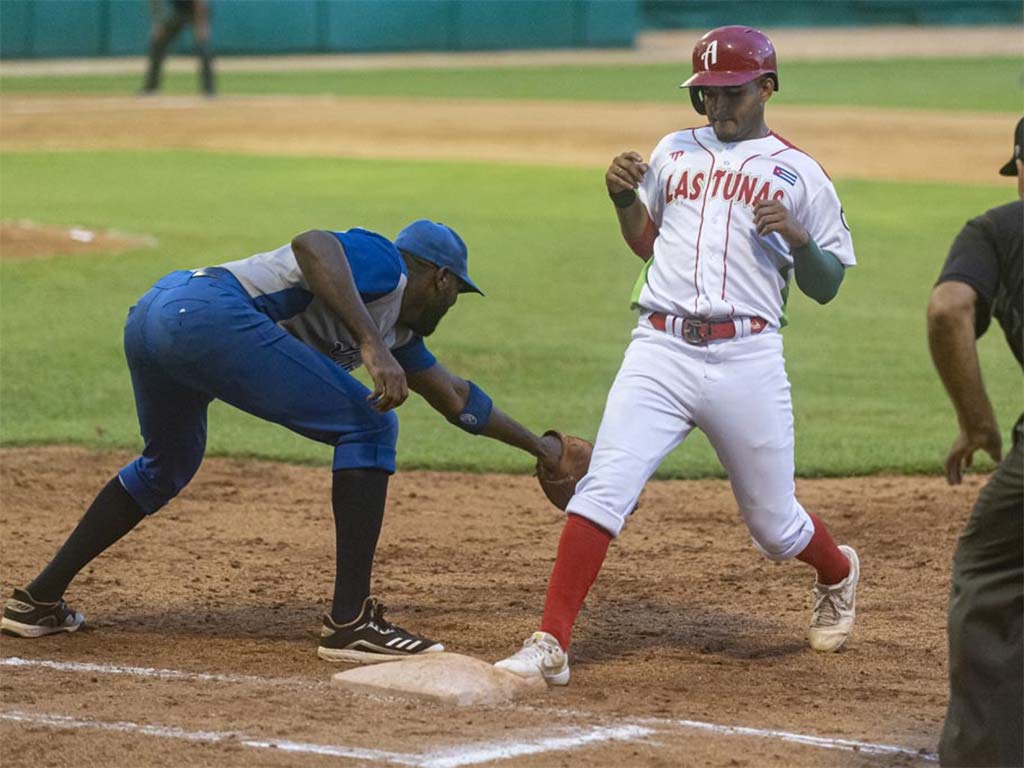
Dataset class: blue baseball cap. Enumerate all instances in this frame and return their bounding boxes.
[395,220,483,295]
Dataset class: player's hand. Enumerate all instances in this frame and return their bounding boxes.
[753,199,810,248]
[944,424,1002,485]
[606,151,649,193]
[536,431,563,476]
[361,340,408,412]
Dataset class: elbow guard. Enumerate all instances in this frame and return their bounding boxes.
[448,380,493,435]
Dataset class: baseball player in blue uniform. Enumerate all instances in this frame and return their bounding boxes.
[2,220,565,662]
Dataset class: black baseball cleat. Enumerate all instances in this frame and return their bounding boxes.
[317,597,443,663]
[1,588,85,638]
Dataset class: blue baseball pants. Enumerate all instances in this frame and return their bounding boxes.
[118,269,397,514]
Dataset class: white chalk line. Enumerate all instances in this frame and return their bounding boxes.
[523,705,938,764]
[2,656,937,764]
[666,717,935,762]
[0,656,324,691]
[0,709,649,767]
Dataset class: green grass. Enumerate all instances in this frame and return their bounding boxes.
[0,151,1018,477]
[1,57,1019,112]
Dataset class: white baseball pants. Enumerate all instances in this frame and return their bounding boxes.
[566,320,815,560]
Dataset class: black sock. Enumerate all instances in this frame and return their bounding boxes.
[197,42,215,95]
[330,468,388,624]
[27,476,146,602]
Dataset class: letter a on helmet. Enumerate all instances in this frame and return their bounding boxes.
[681,26,779,115]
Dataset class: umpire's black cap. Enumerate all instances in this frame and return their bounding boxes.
[998,116,1023,176]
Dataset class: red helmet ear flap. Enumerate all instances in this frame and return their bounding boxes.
[689,87,706,115]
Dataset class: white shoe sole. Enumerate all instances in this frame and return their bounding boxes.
[317,644,444,664]
[494,661,570,686]
[0,615,84,638]
[544,667,570,686]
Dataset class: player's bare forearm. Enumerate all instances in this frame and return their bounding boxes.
[293,229,407,410]
[193,1,211,38]
[607,151,656,259]
[292,230,384,348]
[408,364,559,464]
[480,408,560,463]
[927,282,999,432]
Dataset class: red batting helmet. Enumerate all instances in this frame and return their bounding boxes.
[680,26,779,115]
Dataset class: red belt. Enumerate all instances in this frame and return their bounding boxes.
[648,312,767,345]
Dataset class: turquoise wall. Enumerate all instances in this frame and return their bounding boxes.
[0,0,639,59]
[3,0,1018,60]
[640,0,1022,29]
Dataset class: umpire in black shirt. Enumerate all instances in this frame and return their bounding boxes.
[927,117,1023,767]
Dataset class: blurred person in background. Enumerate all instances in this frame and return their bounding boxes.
[140,0,215,97]
[927,116,1023,767]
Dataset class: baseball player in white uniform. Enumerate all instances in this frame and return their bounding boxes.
[496,26,860,685]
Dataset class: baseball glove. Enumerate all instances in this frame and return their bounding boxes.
[536,430,593,511]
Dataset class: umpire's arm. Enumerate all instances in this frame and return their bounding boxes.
[926,280,1002,484]
[407,363,560,468]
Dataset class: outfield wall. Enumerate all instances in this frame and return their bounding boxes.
[0,0,636,59]
[2,0,1019,60]
[640,0,1022,28]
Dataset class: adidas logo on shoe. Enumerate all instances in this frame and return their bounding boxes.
[317,597,443,664]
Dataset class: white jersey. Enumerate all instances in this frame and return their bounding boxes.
[636,125,855,325]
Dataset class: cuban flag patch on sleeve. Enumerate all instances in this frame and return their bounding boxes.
[772,166,798,186]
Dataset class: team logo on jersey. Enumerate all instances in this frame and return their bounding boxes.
[701,40,718,70]
[772,166,799,186]
[664,168,785,206]
[669,150,686,161]
[330,341,362,371]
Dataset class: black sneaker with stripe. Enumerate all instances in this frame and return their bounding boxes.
[317,597,443,663]
[1,587,85,638]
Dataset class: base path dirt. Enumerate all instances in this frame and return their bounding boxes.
[0,94,1010,186]
[0,220,155,261]
[0,446,982,767]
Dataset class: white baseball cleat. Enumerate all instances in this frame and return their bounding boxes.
[494,631,570,686]
[808,545,860,652]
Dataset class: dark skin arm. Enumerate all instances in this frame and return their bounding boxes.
[406,363,562,473]
[291,229,408,412]
[193,0,210,42]
[926,280,1002,484]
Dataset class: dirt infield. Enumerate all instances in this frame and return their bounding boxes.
[1,25,1014,765]
[0,446,982,766]
[0,94,1010,186]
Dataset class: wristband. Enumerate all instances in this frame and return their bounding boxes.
[609,188,638,208]
[448,380,493,435]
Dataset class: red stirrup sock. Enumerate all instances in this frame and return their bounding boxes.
[539,514,613,650]
[796,511,850,585]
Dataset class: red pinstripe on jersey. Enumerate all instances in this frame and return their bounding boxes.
[691,128,717,314]
[721,151,763,314]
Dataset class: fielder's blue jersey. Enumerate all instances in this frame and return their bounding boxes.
[218,228,436,373]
